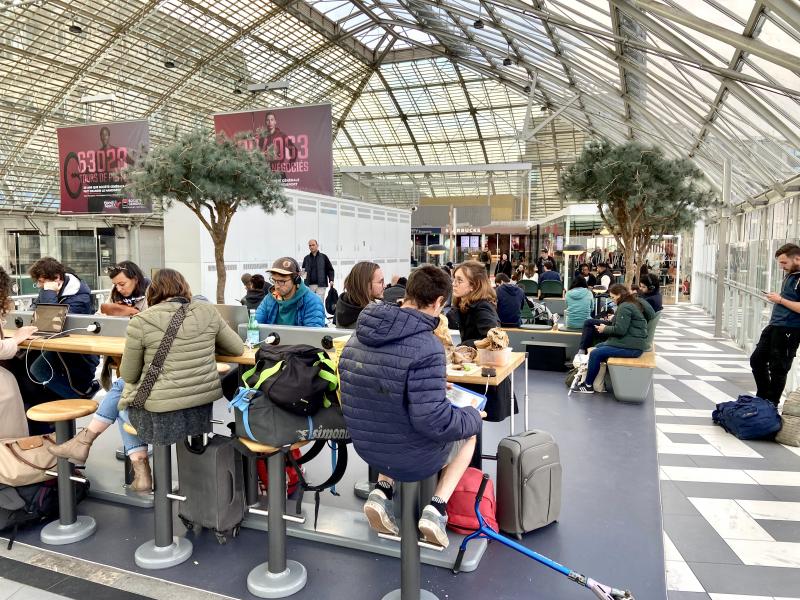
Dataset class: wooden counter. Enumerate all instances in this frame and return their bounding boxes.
[446,351,525,386]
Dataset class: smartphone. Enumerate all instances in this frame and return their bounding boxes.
[761,290,769,294]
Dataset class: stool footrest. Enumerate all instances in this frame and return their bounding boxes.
[378,532,445,552]
[166,493,186,502]
[248,507,306,524]
[45,470,87,485]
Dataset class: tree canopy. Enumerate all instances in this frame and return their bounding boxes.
[126,128,288,302]
[561,139,719,284]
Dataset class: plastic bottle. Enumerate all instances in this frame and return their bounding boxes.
[247,310,260,346]
[551,313,560,331]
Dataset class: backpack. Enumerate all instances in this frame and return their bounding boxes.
[446,467,498,534]
[284,440,349,529]
[0,478,89,548]
[256,448,304,496]
[241,344,338,417]
[712,395,782,440]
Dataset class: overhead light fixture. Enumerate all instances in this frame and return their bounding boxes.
[523,85,531,94]
[473,18,484,29]
[427,244,447,255]
[80,92,116,104]
[563,244,586,256]
[503,57,513,66]
[599,226,611,236]
[247,80,290,93]
[163,59,176,68]
[233,79,243,94]
[68,23,83,34]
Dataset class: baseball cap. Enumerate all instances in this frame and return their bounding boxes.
[268,257,300,276]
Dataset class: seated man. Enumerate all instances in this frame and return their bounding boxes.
[495,273,525,327]
[28,257,100,398]
[538,260,562,282]
[255,257,325,327]
[340,265,485,548]
[382,275,407,306]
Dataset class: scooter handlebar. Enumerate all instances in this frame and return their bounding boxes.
[476,473,489,503]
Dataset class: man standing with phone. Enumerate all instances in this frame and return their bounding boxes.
[751,243,800,406]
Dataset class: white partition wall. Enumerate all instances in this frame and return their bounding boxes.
[164,189,411,303]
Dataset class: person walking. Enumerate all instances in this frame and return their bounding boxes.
[302,239,335,303]
[750,243,800,406]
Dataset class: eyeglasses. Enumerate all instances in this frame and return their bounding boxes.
[269,276,294,286]
[106,265,132,278]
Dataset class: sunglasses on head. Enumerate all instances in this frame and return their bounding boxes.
[106,265,132,278]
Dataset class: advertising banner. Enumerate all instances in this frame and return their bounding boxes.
[214,104,333,196]
[58,120,150,214]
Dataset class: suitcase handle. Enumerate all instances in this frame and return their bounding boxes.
[227,470,235,506]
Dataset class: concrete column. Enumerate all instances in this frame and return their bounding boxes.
[714,159,731,337]
[129,223,141,264]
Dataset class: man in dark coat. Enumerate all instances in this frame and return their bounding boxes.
[340,265,484,548]
[494,253,513,278]
[382,275,407,305]
[28,257,100,398]
[301,239,335,303]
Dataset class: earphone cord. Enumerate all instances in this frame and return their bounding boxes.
[24,327,97,394]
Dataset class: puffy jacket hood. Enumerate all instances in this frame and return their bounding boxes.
[356,302,437,347]
[567,287,592,301]
[334,292,364,328]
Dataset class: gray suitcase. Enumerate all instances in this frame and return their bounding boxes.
[177,434,245,544]
[496,429,562,537]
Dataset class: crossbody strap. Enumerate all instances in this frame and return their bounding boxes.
[129,304,188,410]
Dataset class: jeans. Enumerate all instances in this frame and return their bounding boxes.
[308,284,327,304]
[579,319,611,351]
[585,345,643,386]
[750,324,800,405]
[29,351,82,399]
[94,378,146,456]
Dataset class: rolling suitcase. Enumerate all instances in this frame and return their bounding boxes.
[176,434,245,544]
[496,429,562,538]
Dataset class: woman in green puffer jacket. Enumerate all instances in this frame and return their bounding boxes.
[573,283,655,394]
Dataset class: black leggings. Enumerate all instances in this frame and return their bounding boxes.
[750,324,800,405]
[579,318,611,351]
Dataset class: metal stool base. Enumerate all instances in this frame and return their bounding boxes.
[134,537,193,570]
[382,589,439,600]
[353,479,374,500]
[40,515,96,545]
[247,560,307,598]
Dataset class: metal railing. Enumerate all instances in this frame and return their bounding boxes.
[10,289,112,311]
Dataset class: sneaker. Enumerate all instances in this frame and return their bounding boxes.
[574,383,595,394]
[418,505,449,548]
[364,489,399,536]
[572,352,589,368]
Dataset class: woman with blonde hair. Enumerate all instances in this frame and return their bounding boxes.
[447,261,514,423]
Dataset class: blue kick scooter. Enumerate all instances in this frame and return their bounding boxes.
[452,474,636,600]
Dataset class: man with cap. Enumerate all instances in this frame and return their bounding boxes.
[254,257,326,327]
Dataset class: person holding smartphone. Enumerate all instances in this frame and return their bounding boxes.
[750,243,800,406]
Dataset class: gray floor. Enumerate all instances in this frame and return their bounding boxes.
[656,304,800,600]
[1,328,667,599]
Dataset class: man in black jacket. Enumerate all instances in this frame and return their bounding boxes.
[302,239,335,303]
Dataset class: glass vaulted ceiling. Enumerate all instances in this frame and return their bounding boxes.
[0,0,799,218]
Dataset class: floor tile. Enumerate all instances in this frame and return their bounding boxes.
[726,539,800,568]
[757,519,800,544]
[658,357,692,376]
[661,467,757,485]
[663,513,743,564]
[737,500,800,522]
[690,562,800,597]
[0,579,24,600]
[689,498,773,542]
[667,560,706,592]
[745,471,800,487]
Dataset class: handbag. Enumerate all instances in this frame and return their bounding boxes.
[0,435,57,486]
[128,303,188,410]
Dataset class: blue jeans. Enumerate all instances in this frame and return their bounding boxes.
[94,378,146,456]
[585,345,643,386]
[30,351,81,399]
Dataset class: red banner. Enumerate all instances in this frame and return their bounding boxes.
[57,120,151,215]
[213,104,333,196]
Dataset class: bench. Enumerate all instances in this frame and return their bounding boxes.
[607,351,656,404]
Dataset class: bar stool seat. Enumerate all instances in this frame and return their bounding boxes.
[239,438,309,455]
[26,399,98,546]
[27,399,97,423]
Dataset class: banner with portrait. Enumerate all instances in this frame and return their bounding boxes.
[57,120,151,215]
[213,104,333,196]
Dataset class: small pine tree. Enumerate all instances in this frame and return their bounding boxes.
[125,128,288,302]
[561,140,718,286]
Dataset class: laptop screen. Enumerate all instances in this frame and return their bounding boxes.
[31,304,69,333]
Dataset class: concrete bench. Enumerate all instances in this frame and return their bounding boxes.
[607,351,656,404]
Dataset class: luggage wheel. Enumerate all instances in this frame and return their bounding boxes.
[215,531,228,545]
[232,525,241,538]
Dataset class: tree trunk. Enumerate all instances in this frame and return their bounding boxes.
[622,235,636,288]
[213,228,227,304]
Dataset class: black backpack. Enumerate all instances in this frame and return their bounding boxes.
[241,344,338,417]
[0,478,89,548]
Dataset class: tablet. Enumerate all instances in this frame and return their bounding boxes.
[447,384,487,411]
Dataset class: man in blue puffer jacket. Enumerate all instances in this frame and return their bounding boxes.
[255,257,325,327]
[340,265,484,548]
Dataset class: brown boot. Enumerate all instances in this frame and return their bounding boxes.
[47,428,99,464]
[129,457,152,492]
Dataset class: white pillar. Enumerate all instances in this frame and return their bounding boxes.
[714,159,731,337]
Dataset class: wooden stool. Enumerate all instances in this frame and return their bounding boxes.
[26,399,98,545]
[126,422,191,569]
[237,438,309,599]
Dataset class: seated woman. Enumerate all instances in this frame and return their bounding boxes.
[637,273,663,313]
[565,277,593,330]
[573,284,655,394]
[49,261,152,491]
[521,264,538,283]
[335,261,385,329]
[0,266,38,439]
[49,269,244,491]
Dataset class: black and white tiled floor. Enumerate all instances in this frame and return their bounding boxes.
[656,304,800,600]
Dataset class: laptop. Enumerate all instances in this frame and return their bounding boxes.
[29,304,70,337]
[214,304,250,332]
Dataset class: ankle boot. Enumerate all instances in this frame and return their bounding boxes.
[129,457,152,492]
[47,428,99,464]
